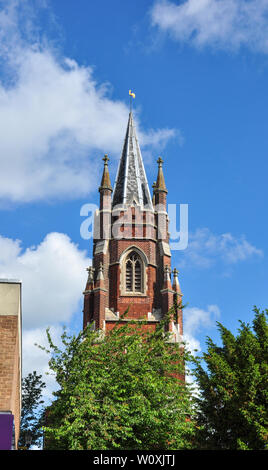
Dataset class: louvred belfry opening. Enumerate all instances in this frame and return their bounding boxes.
[125,251,143,294]
[126,259,132,292]
[134,257,142,292]
[83,110,183,343]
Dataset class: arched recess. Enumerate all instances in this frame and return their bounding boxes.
[119,246,148,296]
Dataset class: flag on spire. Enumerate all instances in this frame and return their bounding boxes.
[129,89,135,98]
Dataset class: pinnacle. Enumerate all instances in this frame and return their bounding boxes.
[99,154,113,192]
[155,156,167,193]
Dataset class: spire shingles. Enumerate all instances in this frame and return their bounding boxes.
[112,112,153,209]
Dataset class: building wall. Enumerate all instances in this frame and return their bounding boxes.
[0,281,22,449]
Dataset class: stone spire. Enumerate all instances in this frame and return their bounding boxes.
[112,112,153,209]
[155,157,167,193]
[99,154,113,192]
[172,268,182,296]
[86,266,95,286]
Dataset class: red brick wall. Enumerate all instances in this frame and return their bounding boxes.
[105,320,158,334]
[83,187,183,352]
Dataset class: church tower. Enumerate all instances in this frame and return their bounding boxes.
[83,111,183,342]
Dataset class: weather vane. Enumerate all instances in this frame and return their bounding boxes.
[129,89,135,111]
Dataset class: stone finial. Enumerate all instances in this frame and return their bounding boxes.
[103,154,109,165]
[157,157,164,167]
[173,267,179,279]
[86,266,95,283]
[97,262,104,281]
[172,267,182,295]
[164,264,171,282]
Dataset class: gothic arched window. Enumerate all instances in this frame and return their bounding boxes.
[125,251,143,293]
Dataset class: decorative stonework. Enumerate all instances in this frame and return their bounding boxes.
[94,240,108,255]
[105,308,119,321]
[159,241,171,257]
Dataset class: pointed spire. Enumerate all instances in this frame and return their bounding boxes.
[112,112,153,209]
[163,264,173,291]
[85,266,95,292]
[172,268,182,296]
[99,154,113,192]
[155,157,167,193]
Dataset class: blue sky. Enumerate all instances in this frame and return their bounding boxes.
[0,0,267,394]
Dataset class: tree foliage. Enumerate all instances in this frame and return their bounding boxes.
[193,307,268,450]
[42,316,196,450]
[19,371,46,449]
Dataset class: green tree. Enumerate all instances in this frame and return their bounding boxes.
[193,307,268,450]
[41,315,196,450]
[19,371,46,449]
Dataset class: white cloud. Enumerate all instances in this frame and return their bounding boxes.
[179,227,263,269]
[151,0,268,53]
[0,232,88,329]
[22,326,62,403]
[180,304,220,392]
[183,304,220,354]
[0,230,89,400]
[0,1,178,204]
[140,126,183,149]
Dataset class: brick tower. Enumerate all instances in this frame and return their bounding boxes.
[83,111,183,342]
